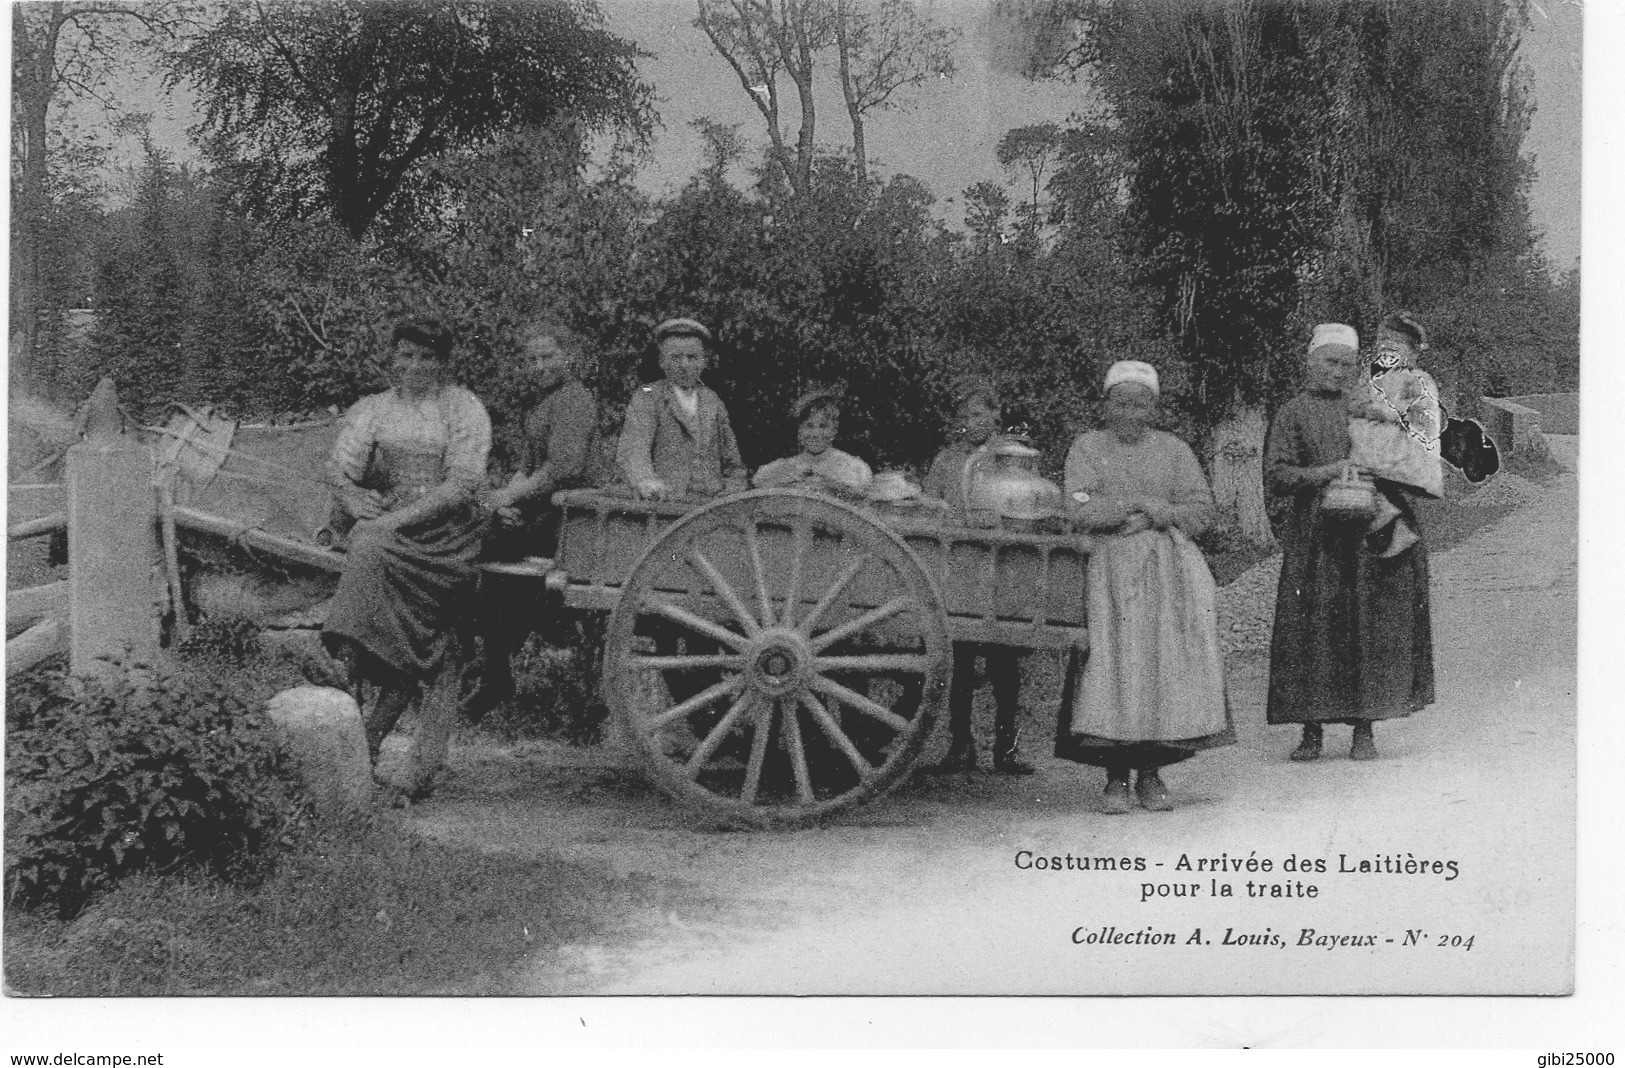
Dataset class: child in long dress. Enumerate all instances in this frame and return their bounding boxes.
[1346,326,1444,558]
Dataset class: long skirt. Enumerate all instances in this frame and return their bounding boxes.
[1056,528,1234,769]
[324,506,487,679]
[1266,492,1434,724]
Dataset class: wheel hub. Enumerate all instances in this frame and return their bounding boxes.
[745,627,811,697]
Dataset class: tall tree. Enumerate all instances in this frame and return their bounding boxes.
[1019,0,1540,544]
[961,180,1011,256]
[831,0,956,179]
[695,0,832,198]
[996,121,1063,251]
[11,1,189,389]
[1302,0,1535,314]
[170,0,653,241]
[1065,1,1338,544]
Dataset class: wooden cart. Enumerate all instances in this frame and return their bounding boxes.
[527,487,1092,827]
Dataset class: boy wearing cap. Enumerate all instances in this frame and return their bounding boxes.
[616,317,748,500]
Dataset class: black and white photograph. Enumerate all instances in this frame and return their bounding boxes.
[3,0,1617,1054]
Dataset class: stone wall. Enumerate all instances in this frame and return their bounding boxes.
[1480,397,1544,456]
[1502,392,1579,435]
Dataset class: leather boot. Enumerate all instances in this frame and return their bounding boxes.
[992,718,1035,776]
[1349,721,1378,761]
[1290,723,1323,762]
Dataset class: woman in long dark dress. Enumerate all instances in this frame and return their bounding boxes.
[322,318,492,779]
[1264,323,1436,762]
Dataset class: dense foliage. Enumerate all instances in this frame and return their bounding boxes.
[17,0,1578,514]
[169,0,653,241]
[5,662,304,919]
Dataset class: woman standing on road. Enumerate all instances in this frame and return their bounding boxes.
[1264,323,1436,762]
[1056,361,1232,813]
[321,316,492,786]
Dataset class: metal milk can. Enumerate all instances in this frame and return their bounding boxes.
[964,439,1064,532]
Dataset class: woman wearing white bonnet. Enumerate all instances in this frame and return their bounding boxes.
[1055,359,1233,814]
[1263,322,1436,763]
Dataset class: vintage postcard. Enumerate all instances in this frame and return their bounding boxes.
[4,0,1617,1055]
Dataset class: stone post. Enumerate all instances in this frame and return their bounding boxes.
[65,378,161,671]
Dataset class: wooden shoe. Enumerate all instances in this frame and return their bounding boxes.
[1101,774,1132,815]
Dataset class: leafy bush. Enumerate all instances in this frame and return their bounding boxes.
[477,629,608,747]
[5,662,306,919]
[177,615,263,663]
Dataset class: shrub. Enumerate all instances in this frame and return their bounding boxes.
[477,628,608,747]
[4,662,306,918]
[177,616,263,663]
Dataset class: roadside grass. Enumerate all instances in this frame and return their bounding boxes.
[4,805,687,995]
[4,619,686,996]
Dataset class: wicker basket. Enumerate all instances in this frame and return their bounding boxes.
[1321,462,1377,521]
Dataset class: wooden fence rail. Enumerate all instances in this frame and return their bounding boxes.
[8,581,67,638]
[8,512,66,541]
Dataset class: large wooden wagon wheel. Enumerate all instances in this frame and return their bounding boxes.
[602,489,951,827]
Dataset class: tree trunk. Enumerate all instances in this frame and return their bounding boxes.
[790,38,816,195]
[1209,402,1275,548]
[10,3,70,394]
[834,1,866,180]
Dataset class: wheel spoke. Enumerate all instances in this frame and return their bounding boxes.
[684,692,756,777]
[741,700,776,805]
[743,522,775,627]
[687,548,761,636]
[811,653,929,674]
[796,553,871,636]
[809,597,911,652]
[651,601,749,651]
[630,653,746,671]
[646,675,745,732]
[780,523,809,626]
[809,675,913,734]
[800,692,875,781]
[780,698,815,803]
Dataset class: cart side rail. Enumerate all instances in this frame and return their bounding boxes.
[551,488,1091,649]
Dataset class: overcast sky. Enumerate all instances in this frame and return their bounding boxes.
[605,0,1582,271]
[44,0,1584,271]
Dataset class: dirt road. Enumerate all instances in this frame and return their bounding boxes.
[410,438,1578,997]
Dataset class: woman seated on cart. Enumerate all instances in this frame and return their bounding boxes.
[1057,360,1233,813]
[468,318,600,719]
[751,387,872,497]
[321,316,492,789]
[617,317,748,500]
